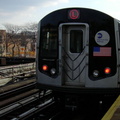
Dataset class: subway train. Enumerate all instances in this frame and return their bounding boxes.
[36,8,120,94]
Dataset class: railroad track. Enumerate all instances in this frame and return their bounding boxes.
[0,90,53,120]
[1,92,117,120]
[1,90,117,120]
[0,79,65,120]
[0,79,36,105]
[0,78,118,120]
[0,75,55,120]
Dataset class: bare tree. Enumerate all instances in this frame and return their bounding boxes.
[22,23,37,32]
[5,33,20,57]
[3,23,37,57]
[3,23,21,33]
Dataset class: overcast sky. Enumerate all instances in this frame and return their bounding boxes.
[0,0,120,25]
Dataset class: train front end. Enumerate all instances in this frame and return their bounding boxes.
[36,8,120,94]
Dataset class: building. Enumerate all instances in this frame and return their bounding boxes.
[0,24,6,56]
[0,25,36,58]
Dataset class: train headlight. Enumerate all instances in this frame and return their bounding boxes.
[50,68,56,75]
[42,65,48,71]
[104,67,111,74]
[93,70,99,77]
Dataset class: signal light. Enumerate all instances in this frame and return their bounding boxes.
[42,65,48,71]
[69,9,80,19]
[104,67,111,74]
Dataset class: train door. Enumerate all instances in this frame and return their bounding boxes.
[59,23,89,86]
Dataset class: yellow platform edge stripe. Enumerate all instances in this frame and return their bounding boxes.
[102,95,120,120]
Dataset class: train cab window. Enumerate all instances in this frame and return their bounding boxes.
[40,28,58,58]
[70,30,83,53]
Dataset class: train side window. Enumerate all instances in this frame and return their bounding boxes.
[70,30,83,53]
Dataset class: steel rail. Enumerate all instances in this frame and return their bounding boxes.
[0,79,36,100]
[11,99,54,120]
[0,90,52,119]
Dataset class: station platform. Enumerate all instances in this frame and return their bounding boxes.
[102,95,120,120]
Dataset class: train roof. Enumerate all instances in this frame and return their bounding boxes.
[39,8,117,26]
[41,7,115,21]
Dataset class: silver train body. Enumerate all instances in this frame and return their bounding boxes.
[36,8,120,94]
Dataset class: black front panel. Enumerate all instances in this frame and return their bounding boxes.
[39,59,59,77]
[39,25,58,77]
[89,19,117,80]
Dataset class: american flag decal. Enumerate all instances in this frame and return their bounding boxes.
[93,47,111,57]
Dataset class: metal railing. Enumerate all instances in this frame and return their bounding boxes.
[0,63,36,86]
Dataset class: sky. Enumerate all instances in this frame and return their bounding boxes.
[0,0,120,25]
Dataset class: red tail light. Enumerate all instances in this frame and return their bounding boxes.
[104,67,111,74]
[42,65,48,71]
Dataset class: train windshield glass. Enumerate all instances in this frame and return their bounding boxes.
[40,27,58,58]
[70,30,83,53]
